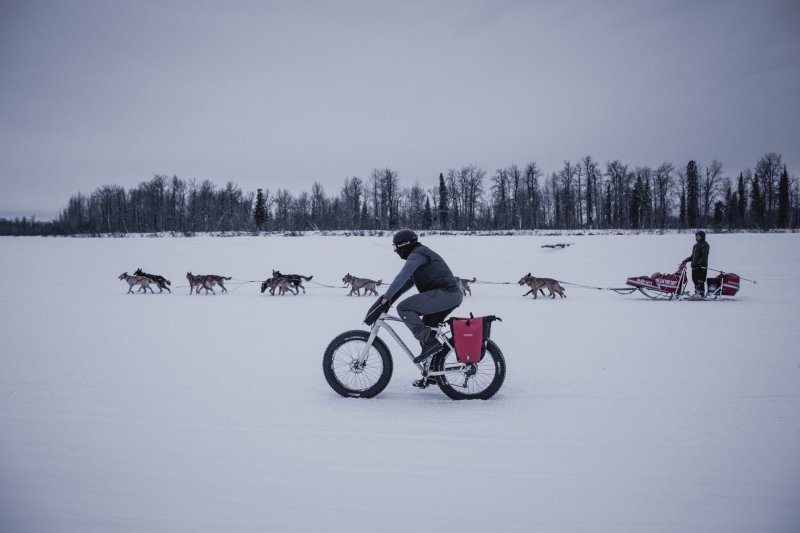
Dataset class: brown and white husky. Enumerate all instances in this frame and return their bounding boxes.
[342,273,383,296]
[119,272,154,294]
[518,273,566,299]
[186,272,231,294]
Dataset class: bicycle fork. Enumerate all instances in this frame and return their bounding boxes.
[357,314,465,386]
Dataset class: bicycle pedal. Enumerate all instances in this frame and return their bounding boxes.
[412,377,438,389]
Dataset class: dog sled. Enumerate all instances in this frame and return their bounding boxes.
[622,263,743,300]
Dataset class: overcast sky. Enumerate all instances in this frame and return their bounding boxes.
[1,0,798,220]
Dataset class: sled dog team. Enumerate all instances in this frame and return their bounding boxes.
[119,269,566,298]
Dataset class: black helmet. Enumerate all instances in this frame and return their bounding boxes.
[392,229,418,259]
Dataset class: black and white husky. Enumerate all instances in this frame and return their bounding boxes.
[272,270,312,294]
[119,272,154,294]
[134,268,171,293]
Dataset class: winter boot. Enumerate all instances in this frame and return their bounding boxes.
[413,335,442,364]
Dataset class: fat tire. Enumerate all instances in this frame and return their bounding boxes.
[432,339,506,400]
[323,330,393,398]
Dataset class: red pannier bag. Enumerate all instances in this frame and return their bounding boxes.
[448,314,500,363]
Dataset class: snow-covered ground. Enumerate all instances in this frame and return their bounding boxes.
[1,233,798,532]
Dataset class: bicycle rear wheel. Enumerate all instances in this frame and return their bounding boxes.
[432,340,506,400]
[323,330,393,398]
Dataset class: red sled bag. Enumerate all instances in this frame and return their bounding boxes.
[707,272,740,296]
[448,314,501,363]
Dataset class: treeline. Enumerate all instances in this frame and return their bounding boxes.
[2,153,798,236]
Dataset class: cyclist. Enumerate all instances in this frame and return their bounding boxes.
[380,230,463,363]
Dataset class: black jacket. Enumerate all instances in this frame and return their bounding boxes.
[410,244,459,293]
[383,243,459,301]
[685,240,710,268]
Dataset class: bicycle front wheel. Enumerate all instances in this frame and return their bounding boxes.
[432,340,506,400]
[322,330,393,398]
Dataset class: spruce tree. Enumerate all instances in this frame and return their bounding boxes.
[713,200,725,228]
[679,191,687,228]
[254,188,267,231]
[724,183,735,228]
[737,173,747,226]
[750,176,764,228]
[686,160,699,227]
[360,201,368,230]
[423,197,433,229]
[778,165,790,228]
[727,190,738,228]
[585,171,593,229]
[629,175,643,229]
[437,173,449,229]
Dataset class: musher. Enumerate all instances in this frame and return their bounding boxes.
[681,230,710,296]
[381,230,463,363]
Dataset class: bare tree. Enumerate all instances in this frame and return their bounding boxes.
[701,159,724,225]
[605,160,628,228]
[273,189,293,230]
[755,152,782,225]
[310,182,326,229]
[445,169,461,229]
[634,166,653,229]
[370,168,399,229]
[293,191,310,230]
[508,164,522,229]
[653,162,674,228]
[405,182,426,228]
[457,165,485,229]
[578,156,600,229]
[558,161,578,228]
[522,162,542,229]
[490,167,510,228]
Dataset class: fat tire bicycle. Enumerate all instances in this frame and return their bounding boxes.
[322,307,506,400]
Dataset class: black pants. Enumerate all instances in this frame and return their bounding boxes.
[397,288,463,343]
[691,267,707,295]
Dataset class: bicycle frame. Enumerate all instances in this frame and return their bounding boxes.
[357,313,468,379]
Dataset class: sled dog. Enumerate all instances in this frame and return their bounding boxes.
[272,270,312,294]
[518,273,566,299]
[342,273,383,296]
[134,268,171,293]
[261,276,297,295]
[457,277,476,296]
[541,277,566,298]
[119,272,154,294]
[186,272,231,294]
